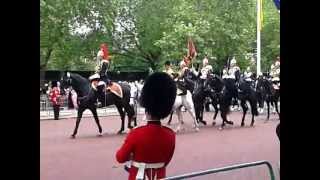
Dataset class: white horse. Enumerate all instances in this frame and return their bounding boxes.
[130,80,199,132]
[172,90,199,132]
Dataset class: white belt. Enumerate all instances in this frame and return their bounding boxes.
[131,161,165,180]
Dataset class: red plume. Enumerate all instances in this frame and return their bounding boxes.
[100,43,109,60]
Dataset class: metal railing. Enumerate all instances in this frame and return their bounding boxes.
[164,161,276,180]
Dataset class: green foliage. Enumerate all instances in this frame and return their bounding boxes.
[40,0,279,72]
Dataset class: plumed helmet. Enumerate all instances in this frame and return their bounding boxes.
[230,57,237,65]
[89,74,100,81]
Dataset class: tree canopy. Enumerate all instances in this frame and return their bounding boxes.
[40,0,280,72]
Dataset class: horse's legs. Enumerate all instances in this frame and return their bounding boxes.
[131,104,138,127]
[220,110,227,129]
[274,99,280,119]
[115,104,126,134]
[193,103,200,124]
[240,100,248,127]
[89,107,103,135]
[199,104,205,125]
[267,100,270,120]
[175,108,184,132]
[185,102,200,131]
[184,93,201,130]
[123,102,135,129]
[212,102,219,123]
[71,107,85,138]
[167,111,174,125]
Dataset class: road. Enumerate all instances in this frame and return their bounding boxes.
[40,111,280,180]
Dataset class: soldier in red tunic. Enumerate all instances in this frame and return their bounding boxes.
[116,72,177,180]
[49,81,61,120]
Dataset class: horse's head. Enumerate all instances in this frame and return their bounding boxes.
[60,72,73,90]
[60,72,90,97]
[207,73,224,92]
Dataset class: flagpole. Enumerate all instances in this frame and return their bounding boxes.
[257,0,261,75]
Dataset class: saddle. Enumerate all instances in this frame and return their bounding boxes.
[176,80,187,96]
[106,82,123,98]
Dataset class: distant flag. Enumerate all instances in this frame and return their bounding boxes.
[187,38,197,60]
[273,0,280,12]
[259,0,264,31]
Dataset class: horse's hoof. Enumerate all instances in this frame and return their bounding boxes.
[250,123,254,127]
[241,123,245,127]
[117,130,124,134]
[181,121,185,125]
[195,127,200,132]
[70,135,76,139]
[97,133,103,137]
[128,125,133,129]
[219,127,223,130]
[227,121,234,125]
[212,121,216,126]
[200,121,207,125]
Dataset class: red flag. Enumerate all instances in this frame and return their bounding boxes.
[100,43,109,60]
[187,38,197,60]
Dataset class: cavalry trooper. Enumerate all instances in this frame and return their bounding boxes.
[228,57,241,80]
[200,54,213,89]
[227,57,241,111]
[87,73,103,107]
[163,61,175,79]
[244,66,255,88]
[174,56,191,95]
[96,43,112,85]
[270,56,280,89]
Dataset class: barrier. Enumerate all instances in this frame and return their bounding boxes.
[164,161,276,180]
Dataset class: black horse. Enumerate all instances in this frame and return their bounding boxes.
[60,72,135,138]
[237,77,259,126]
[205,73,225,123]
[256,76,280,120]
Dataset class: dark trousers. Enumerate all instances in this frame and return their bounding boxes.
[53,105,60,120]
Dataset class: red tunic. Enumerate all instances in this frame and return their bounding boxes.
[49,87,60,106]
[116,122,176,180]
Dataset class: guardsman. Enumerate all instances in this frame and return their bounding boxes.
[49,81,61,120]
[116,72,176,180]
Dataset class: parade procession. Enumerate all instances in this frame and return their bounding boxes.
[41,0,280,179]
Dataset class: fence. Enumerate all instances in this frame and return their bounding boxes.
[164,161,276,180]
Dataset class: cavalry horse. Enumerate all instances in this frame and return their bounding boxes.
[162,69,199,132]
[237,76,259,126]
[60,72,135,138]
[256,76,280,120]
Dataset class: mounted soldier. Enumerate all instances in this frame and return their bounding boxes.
[200,54,213,90]
[163,61,175,79]
[228,57,241,81]
[95,43,112,86]
[270,56,280,89]
[174,56,191,95]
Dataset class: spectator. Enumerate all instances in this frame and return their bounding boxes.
[49,81,61,120]
[116,72,177,180]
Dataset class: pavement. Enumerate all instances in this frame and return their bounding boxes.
[40,112,280,180]
[40,106,146,120]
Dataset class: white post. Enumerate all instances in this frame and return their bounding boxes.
[257,0,261,75]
